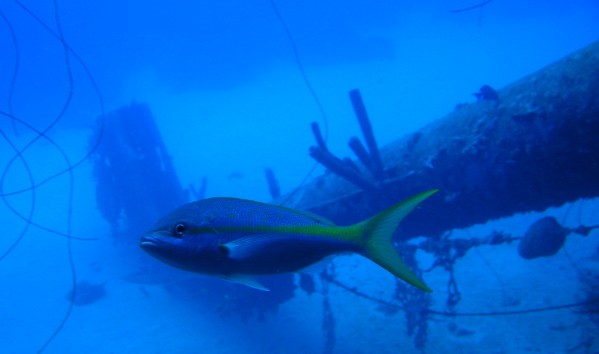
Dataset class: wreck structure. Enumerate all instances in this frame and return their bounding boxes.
[274,39,599,352]
[284,40,599,241]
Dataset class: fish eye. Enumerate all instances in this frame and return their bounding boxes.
[173,223,187,237]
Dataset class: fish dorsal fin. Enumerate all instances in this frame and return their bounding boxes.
[212,197,335,226]
[287,209,336,226]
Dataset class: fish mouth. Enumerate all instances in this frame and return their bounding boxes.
[140,235,160,250]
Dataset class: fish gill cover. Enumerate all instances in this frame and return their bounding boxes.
[1,0,599,353]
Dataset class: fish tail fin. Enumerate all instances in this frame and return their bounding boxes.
[356,189,438,292]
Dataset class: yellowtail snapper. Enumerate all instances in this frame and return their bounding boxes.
[140,189,438,291]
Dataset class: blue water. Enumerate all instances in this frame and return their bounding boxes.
[1,1,599,353]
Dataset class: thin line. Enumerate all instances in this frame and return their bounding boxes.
[36,0,77,350]
[269,0,328,206]
[269,0,328,141]
[327,276,597,317]
[0,111,97,241]
[1,0,106,198]
[0,129,35,261]
[0,7,37,263]
[450,0,495,13]
[0,9,20,135]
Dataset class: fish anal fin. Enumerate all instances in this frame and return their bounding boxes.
[221,274,270,291]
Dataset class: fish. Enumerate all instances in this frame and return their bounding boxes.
[139,189,438,292]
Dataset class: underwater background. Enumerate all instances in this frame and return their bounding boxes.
[1,0,599,353]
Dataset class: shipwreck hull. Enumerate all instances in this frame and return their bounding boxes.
[285,40,599,240]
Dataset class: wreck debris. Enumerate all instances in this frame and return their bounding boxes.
[309,122,377,191]
[518,216,599,259]
[474,84,499,101]
[308,89,386,191]
[265,168,281,200]
[90,103,187,239]
[349,89,385,181]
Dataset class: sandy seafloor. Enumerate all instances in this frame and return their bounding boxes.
[2,1,599,353]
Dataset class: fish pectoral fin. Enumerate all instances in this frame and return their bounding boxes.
[221,274,270,291]
[220,235,275,260]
